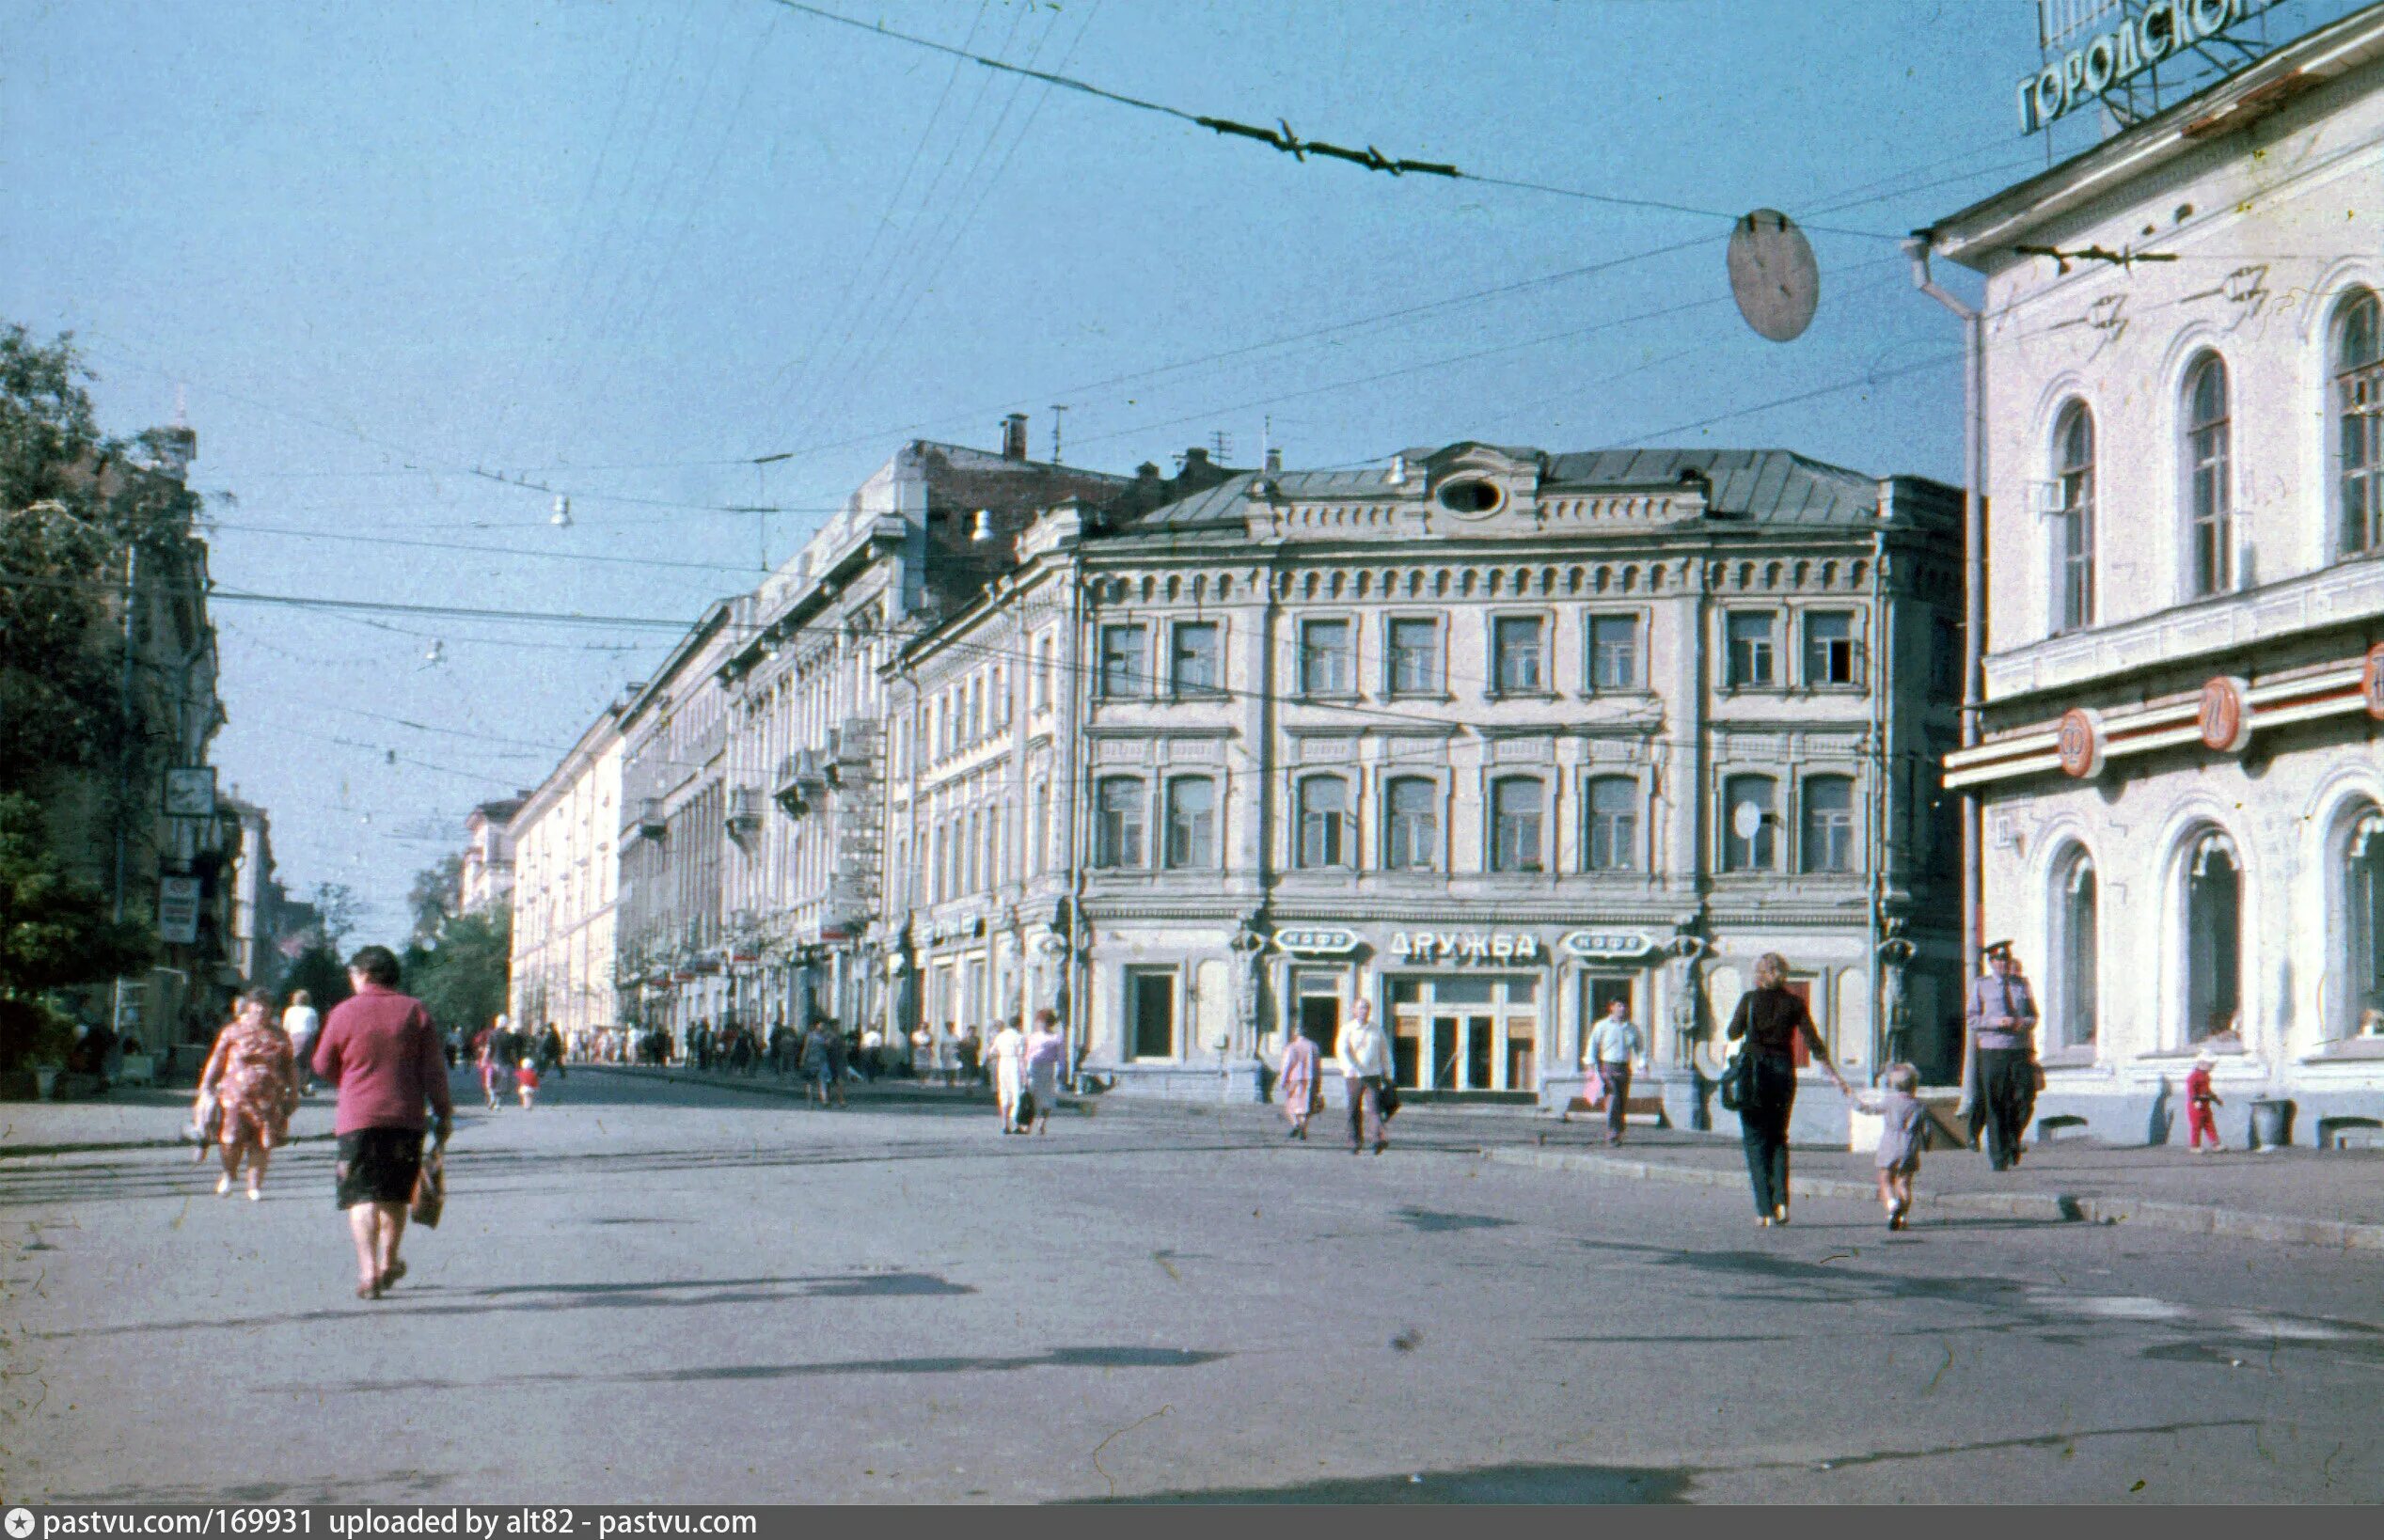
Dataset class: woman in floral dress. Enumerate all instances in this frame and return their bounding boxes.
[196,990,298,1201]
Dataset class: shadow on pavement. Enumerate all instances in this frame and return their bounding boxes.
[1083,1460,1694,1503]
[265,1345,1229,1395]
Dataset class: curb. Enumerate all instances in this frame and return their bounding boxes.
[1481,1145,2384,1252]
[583,1064,1095,1115]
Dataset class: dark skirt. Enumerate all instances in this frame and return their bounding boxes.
[335,1126,424,1209]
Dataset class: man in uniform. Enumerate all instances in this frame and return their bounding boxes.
[1965,941,2041,1171]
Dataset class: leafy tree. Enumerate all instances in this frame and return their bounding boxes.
[404,907,510,1034]
[407,854,461,945]
[277,943,353,1014]
[309,882,363,951]
[0,793,153,1070]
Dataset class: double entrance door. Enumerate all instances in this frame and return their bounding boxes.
[1388,975,1539,1092]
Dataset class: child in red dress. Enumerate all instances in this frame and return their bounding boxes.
[515,1057,541,1111]
[2185,1050,2222,1153]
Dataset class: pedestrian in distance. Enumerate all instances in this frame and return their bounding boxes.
[800,1019,843,1108]
[1276,1024,1321,1140]
[988,1014,1029,1133]
[1725,952,1853,1226]
[2185,1049,2223,1153]
[955,1025,982,1091]
[1022,1009,1064,1135]
[311,945,452,1301]
[1855,1062,1929,1230]
[1583,997,1647,1147]
[475,1022,509,1110]
[540,1023,566,1080]
[282,989,320,1096]
[1337,998,1395,1155]
[515,1057,540,1110]
[195,990,298,1202]
[1964,941,2042,1171]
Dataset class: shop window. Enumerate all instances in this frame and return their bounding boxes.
[1297,777,1350,869]
[2183,352,2234,597]
[2334,288,2382,558]
[1725,613,1776,687]
[1128,968,1176,1060]
[1171,622,1221,696]
[1163,777,1216,869]
[2343,809,2384,1037]
[1583,775,1638,872]
[1491,777,1544,872]
[1492,616,1545,694]
[1722,775,1778,872]
[1804,610,1861,687]
[1387,617,1443,695]
[1800,775,1857,873]
[1300,619,1352,695]
[1587,613,1642,692]
[1099,624,1147,699]
[1094,778,1145,868]
[2184,832,2241,1044]
[1384,777,1440,872]
[2052,848,2098,1050]
[2053,401,2096,633]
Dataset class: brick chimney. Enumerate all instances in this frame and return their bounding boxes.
[1002,413,1029,461]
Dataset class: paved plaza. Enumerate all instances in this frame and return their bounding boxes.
[5,1070,2382,1503]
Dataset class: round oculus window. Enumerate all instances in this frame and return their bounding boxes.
[1436,478,1504,517]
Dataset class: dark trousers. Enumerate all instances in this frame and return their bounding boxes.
[1347,1078,1384,1148]
[1598,1061,1633,1143]
[1737,1053,1797,1216]
[1977,1049,2037,1169]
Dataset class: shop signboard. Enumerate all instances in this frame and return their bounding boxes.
[1389,930,1542,964]
[1560,929,1657,962]
[157,876,201,945]
[1275,927,1360,956]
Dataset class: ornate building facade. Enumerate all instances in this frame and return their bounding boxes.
[1932,8,2384,1144]
[507,712,622,1041]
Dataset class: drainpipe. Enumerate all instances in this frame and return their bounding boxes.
[1065,550,1091,1090]
[1905,233,1986,1073]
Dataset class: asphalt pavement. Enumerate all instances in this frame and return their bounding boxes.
[4,1068,2381,1503]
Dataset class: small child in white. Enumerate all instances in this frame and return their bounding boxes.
[515,1056,541,1110]
[1861,1062,1928,1231]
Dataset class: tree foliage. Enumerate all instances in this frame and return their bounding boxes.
[407,854,461,945]
[0,793,154,1069]
[404,906,510,1035]
[277,943,353,1014]
[309,882,364,951]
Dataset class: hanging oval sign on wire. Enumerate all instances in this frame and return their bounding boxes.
[1728,209,1820,343]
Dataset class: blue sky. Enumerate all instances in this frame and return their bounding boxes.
[0,0,2353,939]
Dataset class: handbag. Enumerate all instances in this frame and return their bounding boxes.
[186,1090,222,1148]
[1015,1088,1037,1130]
[410,1152,445,1230]
[1583,1067,1607,1108]
[1717,1051,1746,1113]
[1376,1076,1401,1121]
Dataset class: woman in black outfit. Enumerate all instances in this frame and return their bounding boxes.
[1726,952,1853,1226]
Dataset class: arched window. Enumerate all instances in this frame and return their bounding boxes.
[1094,778,1145,869]
[1296,777,1350,869]
[2051,849,2098,1050]
[1490,777,1544,872]
[2185,831,2242,1045]
[1800,775,1857,873]
[2182,353,2233,597]
[1383,777,1440,872]
[2335,289,2382,557]
[2053,401,2096,632]
[1721,775,1778,872]
[1163,777,1216,870]
[2345,809,2384,1037]
[1583,775,1639,872]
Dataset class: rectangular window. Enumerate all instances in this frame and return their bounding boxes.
[1099,625,1147,699]
[1584,776,1639,872]
[1164,778,1216,869]
[1804,610,1860,687]
[1491,778,1544,872]
[1171,623,1221,696]
[1386,618,1443,695]
[1298,778,1350,869]
[1300,620,1352,695]
[1722,776,1778,872]
[1095,778,1145,868]
[1129,969,1177,1060]
[1383,778,1439,872]
[1033,634,1053,711]
[1587,614,1642,692]
[1492,617,1545,694]
[1726,613,1776,688]
[1801,775,1857,873]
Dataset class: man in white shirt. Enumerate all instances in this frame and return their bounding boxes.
[1583,998,1647,1146]
[283,990,321,1094]
[1336,998,1395,1155]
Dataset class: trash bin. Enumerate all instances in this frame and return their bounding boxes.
[2249,1097,2295,1151]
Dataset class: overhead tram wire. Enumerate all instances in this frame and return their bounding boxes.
[757,0,1901,243]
